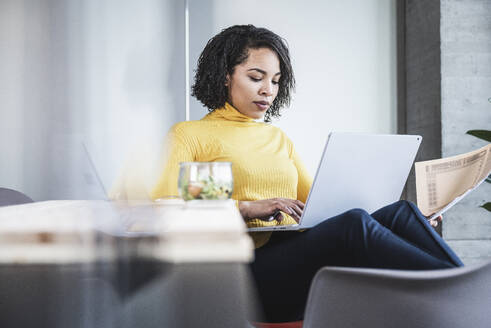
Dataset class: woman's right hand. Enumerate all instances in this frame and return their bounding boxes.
[238,198,304,223]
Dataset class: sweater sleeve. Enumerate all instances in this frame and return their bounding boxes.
[150,124,195,200]
[291,146,313,203]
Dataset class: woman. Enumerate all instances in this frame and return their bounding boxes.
[151,25,463,322]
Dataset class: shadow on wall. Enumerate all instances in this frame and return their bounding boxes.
[107,0,188,201]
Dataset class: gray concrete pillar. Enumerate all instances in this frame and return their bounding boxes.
[400,0,491,264]
[440,0,491,265]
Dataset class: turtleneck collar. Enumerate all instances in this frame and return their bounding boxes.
[203,102,256,123]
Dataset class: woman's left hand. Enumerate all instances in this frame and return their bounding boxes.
[428,215,443,227]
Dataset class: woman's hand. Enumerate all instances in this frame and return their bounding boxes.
[428,215,443,227]
[238,198,305,223]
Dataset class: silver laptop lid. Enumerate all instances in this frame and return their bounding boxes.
[299,132,421,228]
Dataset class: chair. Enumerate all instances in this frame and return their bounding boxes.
[302,261,491,328]
[0,187,34,206]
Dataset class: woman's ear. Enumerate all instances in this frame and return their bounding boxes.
[225,74,230,87]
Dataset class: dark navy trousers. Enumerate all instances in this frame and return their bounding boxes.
[250,200,464,322]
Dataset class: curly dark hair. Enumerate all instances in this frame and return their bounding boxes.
[191,25,295,122]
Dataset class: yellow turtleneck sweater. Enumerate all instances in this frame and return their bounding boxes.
[151,102,313,248]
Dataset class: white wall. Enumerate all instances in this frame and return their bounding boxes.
[189,0,397,174]
[0,0,27,193]
[0,0,185,200]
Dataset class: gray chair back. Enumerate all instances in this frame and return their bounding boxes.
[303,261,491,328]
[0,187,34,206]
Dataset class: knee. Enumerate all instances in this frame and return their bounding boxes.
[339,208,377,237]
[394,199,412,208]
[342,208,372,225]
[393,200,418,213]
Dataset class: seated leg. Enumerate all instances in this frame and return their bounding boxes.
[250,206,460,322]
[370,200,463,266]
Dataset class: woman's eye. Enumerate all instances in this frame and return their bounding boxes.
[249,76,279,85]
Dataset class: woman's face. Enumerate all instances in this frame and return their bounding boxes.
[227,47,281,119]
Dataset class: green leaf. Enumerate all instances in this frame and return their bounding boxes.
[466,130,491,142]
[481,202,491,212]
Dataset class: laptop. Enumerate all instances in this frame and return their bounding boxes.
[247,132,422,232]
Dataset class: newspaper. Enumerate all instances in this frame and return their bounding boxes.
[415,143,491,220]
